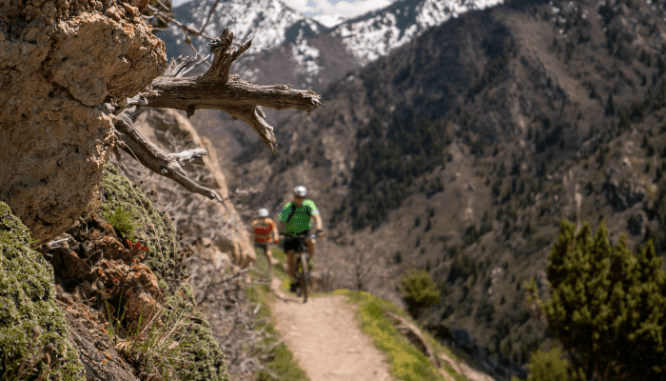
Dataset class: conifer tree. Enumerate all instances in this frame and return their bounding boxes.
[540,219,666,381]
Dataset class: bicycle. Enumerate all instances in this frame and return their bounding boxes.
[291,233,313,303]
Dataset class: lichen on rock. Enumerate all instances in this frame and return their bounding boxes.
[101,163,183,280]
[0,201,84,381]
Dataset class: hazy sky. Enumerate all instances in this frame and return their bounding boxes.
[172,0,394,20]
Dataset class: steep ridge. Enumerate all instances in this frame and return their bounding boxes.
[228,0,666,378]
[157,0,506,155]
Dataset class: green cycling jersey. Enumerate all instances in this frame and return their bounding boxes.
[278,199,319,235]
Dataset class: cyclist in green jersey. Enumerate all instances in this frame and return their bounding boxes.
[278,186,323,290]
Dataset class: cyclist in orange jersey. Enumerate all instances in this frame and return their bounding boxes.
[251,208,279,272]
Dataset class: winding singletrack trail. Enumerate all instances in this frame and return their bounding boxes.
[269,278,395,381]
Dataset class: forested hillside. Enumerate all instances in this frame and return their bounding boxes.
[224,0,666,378]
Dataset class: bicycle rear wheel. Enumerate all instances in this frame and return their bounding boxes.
[298,253,308,303]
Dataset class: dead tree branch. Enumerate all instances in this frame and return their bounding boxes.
[114,113,223,202]
[113,28,322,202]
[199,0,224,35]
[137,28,322,153]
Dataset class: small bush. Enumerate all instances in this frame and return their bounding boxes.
[511,345,573,381]
[399,268,441,317]
[102,205,138,240]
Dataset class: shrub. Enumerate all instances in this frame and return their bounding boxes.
[511,345,573,381]
[530,346,572,381]
[101,165,228,381]
[399,268,441,317]
[530,219,666,380]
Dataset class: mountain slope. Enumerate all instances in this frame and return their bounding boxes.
[159,0,510,167]
[228,0,666,378]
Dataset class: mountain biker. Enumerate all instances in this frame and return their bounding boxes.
[278,186,323,292]
[251,208,279,272]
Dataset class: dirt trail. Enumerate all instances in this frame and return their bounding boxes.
[269,278,395,381]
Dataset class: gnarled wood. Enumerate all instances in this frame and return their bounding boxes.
[137,28,322,153]
[114,113,223,202]
[384,309,442,368]
[114,28,322,202]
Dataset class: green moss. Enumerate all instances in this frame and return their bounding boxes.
[334,290,466,381]
[101,164,181,280]
[160,289,228,381]
[0,201,84,381]
[101,164,228,381]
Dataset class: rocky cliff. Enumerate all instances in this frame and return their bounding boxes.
[0,0,166,242]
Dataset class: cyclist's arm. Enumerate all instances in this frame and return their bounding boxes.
[312,213,323,232]
[278,220,286,235]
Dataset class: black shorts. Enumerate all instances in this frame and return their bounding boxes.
[284,230,310,252]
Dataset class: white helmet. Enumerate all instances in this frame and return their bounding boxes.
[258,208,269,217]
[293,185,307,197]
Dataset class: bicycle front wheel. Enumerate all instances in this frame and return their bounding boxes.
[299,254,308,303]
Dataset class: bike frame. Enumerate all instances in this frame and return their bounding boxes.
[291,233,314,303]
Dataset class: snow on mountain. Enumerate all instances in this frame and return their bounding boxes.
[311,13,349,28]
[291,38,322,84]
[160,0,504,68]
[158,0,326,57]
[331,0,505,65]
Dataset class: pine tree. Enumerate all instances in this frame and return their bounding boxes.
[541,219,666,380]
[399,268,441,318]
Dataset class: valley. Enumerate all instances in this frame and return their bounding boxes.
[159,0,666,378]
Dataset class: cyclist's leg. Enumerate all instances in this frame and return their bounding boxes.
[265,245,274,269]
[254,243,265,265]
[305,238,315,260]
[286,250,295,277]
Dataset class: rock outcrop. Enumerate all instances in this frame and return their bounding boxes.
[39,165,229,381]
[0,0,166,242]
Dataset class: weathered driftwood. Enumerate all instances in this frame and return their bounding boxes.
[138,28,321,153]
[384,309,441,368]
[114,28,322,202]
[114,113,223,202]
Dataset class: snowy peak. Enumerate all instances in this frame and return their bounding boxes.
[160,0,326,57]
[157,0,506,90]
[331,0,505,65]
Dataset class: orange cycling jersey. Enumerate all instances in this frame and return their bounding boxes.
[252,218,277,243]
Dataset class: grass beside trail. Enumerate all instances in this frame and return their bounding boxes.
[247,247,309,381]
[335,290,468,381]
[249,247,467,381]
